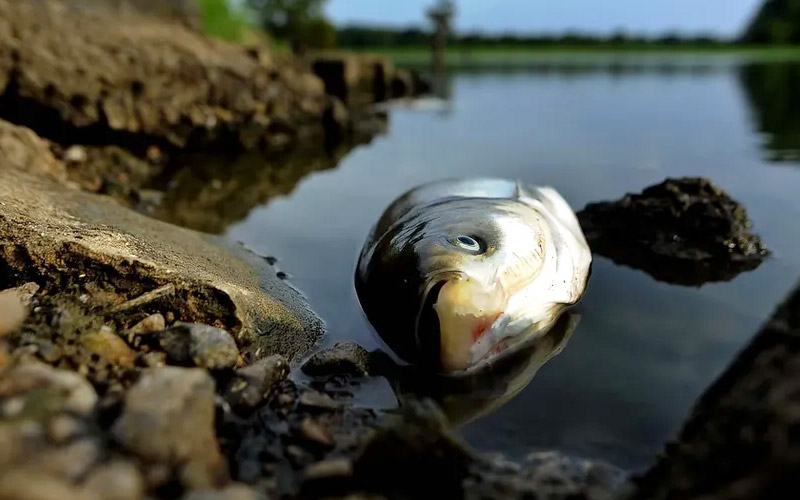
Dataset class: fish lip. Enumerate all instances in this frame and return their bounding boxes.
[467,314,538,368]
[413,271,465,358]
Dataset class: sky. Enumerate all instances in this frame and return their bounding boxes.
[324,0,765,37]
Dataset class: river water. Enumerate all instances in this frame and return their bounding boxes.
[225,55,800,471]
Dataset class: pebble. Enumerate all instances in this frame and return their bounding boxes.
[181,484,257,500]
[81,326,137,368]
[64,145,87,163]
[0,288,27,337]
[298,418,334,447]
[301,342,372,377]
[125,313,166,337]
[46,414,85,443]
[160,323,239,370]
[83,461,144,500]
[298,391,340,411]
[304,458,353,480]
[0,361,98,417]
[224,355,288,409]
[112,367,224,488]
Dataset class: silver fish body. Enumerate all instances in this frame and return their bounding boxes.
[355,178,592,372]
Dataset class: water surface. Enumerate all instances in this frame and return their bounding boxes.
[226,56,800,470]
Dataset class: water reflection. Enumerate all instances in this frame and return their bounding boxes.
[149,119,387,234]
[373,311,580,427]
[738,62,800,163]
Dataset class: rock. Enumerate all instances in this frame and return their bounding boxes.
[125,313,166,336]
[112,367,225,489]
[83,461,144,500]
[353,400,473,499]
[298,390,341,411]
[390,70,415,98]
[64,146,88,164]
[0,469,94,500]
[466,451,627,500]
[298,418,334,447]
[630,278,800,499]
[0,361,98,418]
[160,323,239,370]
[302,342,372,377]
[0,122,325,362]
[182,484,258,500]
[304,458,353,480]
[223,355,288,409]
[0,282,38,339]
[26,438,102,482]
[578,177,769,286]
[46,414,86,444]
[81,327,137,368]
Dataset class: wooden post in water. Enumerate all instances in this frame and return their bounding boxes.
[427,0,454,75]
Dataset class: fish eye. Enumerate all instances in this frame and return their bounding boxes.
[451,235,484,253]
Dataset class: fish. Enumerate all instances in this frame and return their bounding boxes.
[355,178,592,373]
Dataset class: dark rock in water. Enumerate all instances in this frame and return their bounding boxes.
[112,367,227,489]
[630,278,800,499]
[160,323,240,370]
[223,355,289,410]
[353,400,474,499]
[578,177,769,286]
[302,342,372,377]
[467,451,628,500]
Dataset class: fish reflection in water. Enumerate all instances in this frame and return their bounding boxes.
[372,310,580,427]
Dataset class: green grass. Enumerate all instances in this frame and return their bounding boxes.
[342,44,800,68]
[197,0,249,42]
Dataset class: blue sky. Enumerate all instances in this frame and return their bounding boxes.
[324,0,764,37]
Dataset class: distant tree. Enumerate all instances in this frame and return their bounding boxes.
[246,0,330,51]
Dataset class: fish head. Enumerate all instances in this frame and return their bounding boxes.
[358,196,579,373]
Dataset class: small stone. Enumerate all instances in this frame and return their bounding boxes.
[81,327,137,368]
[302,342,371,377]
[160,323,239,370]
[0,469,92,500]
[0,361,97,417]
[46,414,85,443]
[64,145,88,163]
[224,355,288,409]
[298,418,333,447]
[29,438,101,481]
[126,313,166,336]
[304,458,353,480]
[142,351,167,367]
[113,367,224,488]
[0,289,27,337]
[83,461,144,500]
[181,483,257,500]
[277,393,294,407]
[298,391,340,411]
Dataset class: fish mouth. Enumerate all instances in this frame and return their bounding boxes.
[415,275,517,372]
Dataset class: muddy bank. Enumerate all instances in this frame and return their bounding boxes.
[578,177,769,286]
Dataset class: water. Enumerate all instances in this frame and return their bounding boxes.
[224,57,800,471]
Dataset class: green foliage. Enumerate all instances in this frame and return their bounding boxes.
[246,0,332,50]
[197,0,247,41]
[742,0,800,43]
